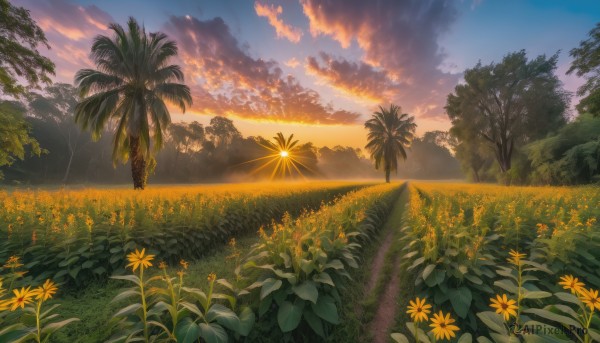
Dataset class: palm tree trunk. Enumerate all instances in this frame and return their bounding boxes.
[385,167,391,183]
[130,136,146,190]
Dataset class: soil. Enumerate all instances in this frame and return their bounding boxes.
[369,255,401,343]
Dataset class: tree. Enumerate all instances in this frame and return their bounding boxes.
[205,116,242,148]
[364,104,416,183]
[28,84,87,183]
[0,101,43,179]
[75,17,192,189]
[0,0,55,96]
[446,50,568,179]
[527,113,600,185]
[568,23,600,117]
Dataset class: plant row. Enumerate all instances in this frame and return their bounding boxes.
[0,182,366,288]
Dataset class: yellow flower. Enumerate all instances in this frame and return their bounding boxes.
[579,288,600,312]
[31,279,58,301]
[158,261,167,270]
[3,255,23,269]
[8,286,35,311]
[207,273,217,282]
[406,297,432,323]
[559,275,585,295]
[429,311,460,341]
[179,259,189,270]
[507,249,526,266]
[490,294,518,321]
[126,248,154,272]
[177,270,185,279]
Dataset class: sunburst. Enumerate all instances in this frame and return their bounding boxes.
[242,132,314,179]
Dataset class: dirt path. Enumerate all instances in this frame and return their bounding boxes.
[370,255,401,343]
[365,230,395,294]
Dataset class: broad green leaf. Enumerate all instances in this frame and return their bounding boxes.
[424,269,445,287]
[175,318,201,343]
[260,278,282,300]
[206,304,240,331]
[458,333,473,343]
[391,333,410,343]
[113,303,142,318]
[199,323,228,343]
[449,287,472,319]
[477,311,507,334]
[277,300,304,332]
[303,309,325,337]
[311,295,339,324]
[422,264,436,280]
[238,307,255,336]
[522,290,551,299]
[292,281,319,304]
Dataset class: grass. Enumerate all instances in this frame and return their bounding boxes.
[50,234,259,343]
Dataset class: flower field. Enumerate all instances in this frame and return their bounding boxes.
[0,182,368,288]
[2,181,600,342]
[394,183,600,342]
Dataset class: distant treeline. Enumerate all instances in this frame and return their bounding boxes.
[0,84,462,185]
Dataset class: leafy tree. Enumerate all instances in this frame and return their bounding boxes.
[0,0,55,96]
[446,50,568,179]
[568,23,600,117]
[75,17,192,189]
[527,113,600,184]
[28,84,87,183]
[0,101,43,179]
[205,116,242,148]
[364,104,416,183]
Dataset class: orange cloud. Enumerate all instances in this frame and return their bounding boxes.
[285,57,300,68]
[306,52,397,103]
[165,16,360,125]
[255,2,303,43]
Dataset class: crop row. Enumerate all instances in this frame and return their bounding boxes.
[0,182,367,288]
[395,183,600,342]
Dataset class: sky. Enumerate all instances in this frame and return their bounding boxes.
[14,0,600,149]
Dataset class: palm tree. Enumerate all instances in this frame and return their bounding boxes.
[364,104,417,183]
[74,17,192,189]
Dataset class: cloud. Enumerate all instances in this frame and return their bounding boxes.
[300,0,461,118]
[254,2,303,43]
[15,0,113,82]
[285,57,300,68]
[306,52,396,103]
[164,15,360,124]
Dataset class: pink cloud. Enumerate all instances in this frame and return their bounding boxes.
[164,16,360,124]
[254,2,303,43]
[301,0,461,118]
[15,0,113,83]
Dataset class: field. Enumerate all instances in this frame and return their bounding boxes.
[1,181,599,343]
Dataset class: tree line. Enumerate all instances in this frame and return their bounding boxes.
[0,0,598,186]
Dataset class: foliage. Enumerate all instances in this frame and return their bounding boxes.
[243,183,403,340]
[0,182,365,289]
[0,256,78,342]
[364,104,417,183]
[446,50,569,176]
[527,113,600,184]
[568,23,600,117]
[400,182,600,338]
[0,0,55,97]
[0,101,44,180]
[75,17,192,189]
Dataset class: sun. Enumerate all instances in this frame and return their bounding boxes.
[241,132,315,180]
